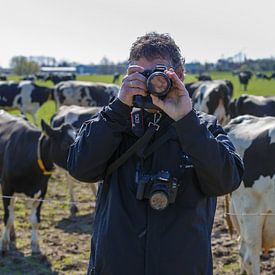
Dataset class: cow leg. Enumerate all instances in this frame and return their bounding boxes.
[0,196,15,254]
[232,191,264,275]
[224,194,235,237]
[31,112,38,126]
[10,224,16,243]
[90,183,97,199]
[0,185,16,243]
[67,173,79,216]
[238,216,263,275]
[29,191,43,254]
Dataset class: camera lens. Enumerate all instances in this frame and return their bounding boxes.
[147,73,171,97]
[149,191,169,211]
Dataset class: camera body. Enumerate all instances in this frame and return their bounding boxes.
[136,170,178,211]
[133,65,172,109]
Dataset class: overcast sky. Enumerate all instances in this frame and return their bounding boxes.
[0,0,274,67]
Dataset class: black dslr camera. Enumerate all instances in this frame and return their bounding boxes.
[136,170,178,211]
[133,65,172,109]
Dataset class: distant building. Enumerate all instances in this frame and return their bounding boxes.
[76,65,97,74]
[0,67,12,74]
[185,62,202,74]
[40,67,76,73]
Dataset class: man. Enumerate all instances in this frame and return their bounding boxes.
[68,32,244,275]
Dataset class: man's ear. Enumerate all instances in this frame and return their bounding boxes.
[175,66,184,81]
[41,119,56,137]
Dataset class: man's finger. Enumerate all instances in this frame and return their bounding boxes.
[128,79,147,90]
[128,88,147,97]
[166,71,184,89]
[127,65,144,75]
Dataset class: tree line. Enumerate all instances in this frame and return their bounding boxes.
[6,55,275,76]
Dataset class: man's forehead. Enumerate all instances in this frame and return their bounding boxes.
[132,57,172,70]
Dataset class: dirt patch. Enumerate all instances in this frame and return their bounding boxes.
[0,171,274,274]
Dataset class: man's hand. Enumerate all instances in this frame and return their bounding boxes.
[151,69,192,121]
[118,65,147,107]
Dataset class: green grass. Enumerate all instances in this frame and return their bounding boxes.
[210,71,275,98]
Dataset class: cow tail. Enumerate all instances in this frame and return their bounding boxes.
[224,194,234,237]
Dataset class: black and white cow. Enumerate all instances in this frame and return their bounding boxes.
[112,72,120,84]
[51,105,102,129]
[46,73,76,85]
[269,73,275,80]
[228,94,275,119]
[54,80,119,109]
[185,81,204,98]
[238,71,253,91]
[0,111,75,254]
[21,75,36,81]
[0,81,53,123]
[224,115,275,275]
[51,105,102,214]
[196,73,212,81]
[192,80,233,125]
[0,75,7,81]
[255,72,271,80]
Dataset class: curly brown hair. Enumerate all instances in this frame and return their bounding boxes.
[129,32,185,69]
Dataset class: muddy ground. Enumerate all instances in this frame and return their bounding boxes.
[0,171,274,274]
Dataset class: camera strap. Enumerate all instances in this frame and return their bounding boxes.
[140,127,175,159]
[103,112,175,194]
[104,111,172,175]
[105,123,158,179]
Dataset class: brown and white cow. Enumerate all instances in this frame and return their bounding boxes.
[54,80,119,109]
[192,80,233,125]
[224,115,275,275]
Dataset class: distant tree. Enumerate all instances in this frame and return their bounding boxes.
[10,56,39,75]
[100,56,113,66]
[58,60,71,67]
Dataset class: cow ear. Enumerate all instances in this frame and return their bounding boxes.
[41,119,56,137]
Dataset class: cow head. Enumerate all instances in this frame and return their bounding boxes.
[41,119,76,169]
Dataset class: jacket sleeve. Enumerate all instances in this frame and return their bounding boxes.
[67,99,132,182]
[173,109,244,196]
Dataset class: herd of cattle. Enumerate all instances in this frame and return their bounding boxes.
[0,74,274,274]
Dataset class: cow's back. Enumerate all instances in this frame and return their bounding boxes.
[54,81,119,107]
[225,115,275,157]
[229,94,275,118]
[0,82,20,107]
[51,105,101,129]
